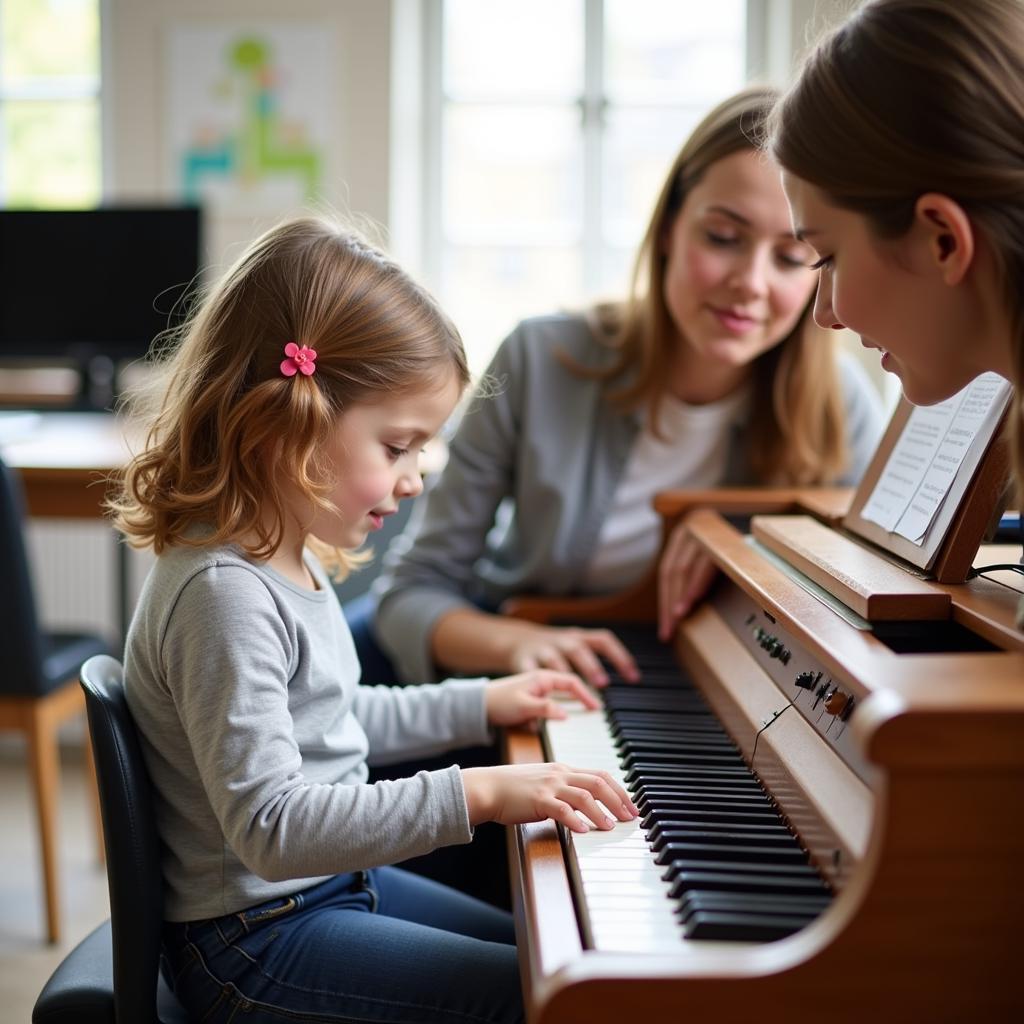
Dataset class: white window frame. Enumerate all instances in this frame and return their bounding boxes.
[393,0,790,298]
[0,0,110,203]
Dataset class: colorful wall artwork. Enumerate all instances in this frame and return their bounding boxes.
[165,24,330,212]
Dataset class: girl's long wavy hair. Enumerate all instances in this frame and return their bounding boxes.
[108,216,469,575]
[769,0,1024,496]
[571,85,848,485]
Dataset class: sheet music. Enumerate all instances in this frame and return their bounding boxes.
[861,372,1011,544]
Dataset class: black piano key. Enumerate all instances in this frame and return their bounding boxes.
[618,765,749,778]
[612,725,731,741]
[556,620,835,946]
[625,766,753,786]
[632,781,766,799]
[634,785,767,805]
[648,825,795,851]
[622,751,747,770]
[678,891,832,920]
[662,859,820,884]
[668,870,830,900]
[618,741,741,759]
[637,789,773,808]
[640,807,783,829]
[641,797,776,821]
[612,714,723,731]
[654,842,808,867]
[684,911,812,942]
[604,695,711,712]
[620,747,743,766]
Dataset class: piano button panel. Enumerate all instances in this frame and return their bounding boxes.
[718,587,871,783]
[543,623,834,953]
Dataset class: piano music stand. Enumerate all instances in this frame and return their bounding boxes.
[747,392,1013,627]
[841,394,1012,583]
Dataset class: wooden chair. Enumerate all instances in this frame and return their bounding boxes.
[0,454,108,943]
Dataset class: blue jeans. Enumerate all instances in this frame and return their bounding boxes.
[162,869,523,1024]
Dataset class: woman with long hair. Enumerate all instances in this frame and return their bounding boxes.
[366,85,885,686]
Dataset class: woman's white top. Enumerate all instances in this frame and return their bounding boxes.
[580,386,751,593]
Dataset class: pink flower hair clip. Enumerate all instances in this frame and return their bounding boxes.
[280,342,317,377]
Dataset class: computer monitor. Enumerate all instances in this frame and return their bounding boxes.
[0,206,202,409]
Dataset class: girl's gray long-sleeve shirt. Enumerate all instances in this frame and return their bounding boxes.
[125,543,490,922]
[373,313,887,684]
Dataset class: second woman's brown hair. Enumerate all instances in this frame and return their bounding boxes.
[769,0,1024,492]
[574,85,848,485]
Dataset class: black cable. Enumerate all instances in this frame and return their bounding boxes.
[967,563,1024,580]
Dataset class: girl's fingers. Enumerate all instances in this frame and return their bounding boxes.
[566,770,637,818]
[538,698,568,720]
[562,787,616,830]
[547,799,589,834]
[535,672,600,710]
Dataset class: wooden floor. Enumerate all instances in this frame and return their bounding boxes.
[0,738,109,1022]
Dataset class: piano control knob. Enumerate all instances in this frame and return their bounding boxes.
[824,689,850,717]
[794,671,816,690]
[812,682,829,708]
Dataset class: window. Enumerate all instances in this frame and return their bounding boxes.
[0,0,101,207]
[431,0,747,371]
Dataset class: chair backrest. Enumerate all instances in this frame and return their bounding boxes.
[0,454,46,691]
[80,655,165,1024]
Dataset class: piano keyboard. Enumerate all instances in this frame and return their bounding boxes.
[544,624,832,954]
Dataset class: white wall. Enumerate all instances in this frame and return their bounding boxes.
[104,0,394,268]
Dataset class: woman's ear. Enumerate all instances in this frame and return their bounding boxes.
[913,192,975,285]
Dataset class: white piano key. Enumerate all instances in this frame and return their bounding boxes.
[545,704,686,953]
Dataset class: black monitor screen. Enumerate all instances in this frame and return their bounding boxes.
[0,206,201,362]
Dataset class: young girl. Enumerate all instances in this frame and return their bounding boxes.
[365,86,886,687]
[110,217,636,1024]
[767,0,1024,621]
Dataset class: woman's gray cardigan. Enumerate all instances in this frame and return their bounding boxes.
[373,313,886,683]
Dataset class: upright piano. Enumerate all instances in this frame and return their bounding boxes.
[502,480,1024,1022]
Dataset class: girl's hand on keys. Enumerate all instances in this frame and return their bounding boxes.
[461,763,638,833]
[484,669,600,728]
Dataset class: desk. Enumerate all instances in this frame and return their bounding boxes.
[0,411,134,639]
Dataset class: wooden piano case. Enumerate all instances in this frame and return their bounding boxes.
[501,483,1024,1023]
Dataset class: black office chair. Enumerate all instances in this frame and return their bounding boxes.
[32,654,191,1023]
[0,453,108,943]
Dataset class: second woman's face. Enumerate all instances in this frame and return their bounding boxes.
[781,173,995,406]
[662,148,816,372]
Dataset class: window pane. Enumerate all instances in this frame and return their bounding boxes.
[1,0,99,82]
[604,0,744,104]
[443,245,583,373]
[602,105,705,246]
[444,0,583,100]
[3,100,100,207]
[444,105,582,242]
[599,242,635,299]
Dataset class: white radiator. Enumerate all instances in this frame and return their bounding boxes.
[26,519,153,649]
